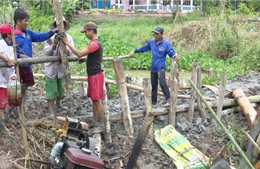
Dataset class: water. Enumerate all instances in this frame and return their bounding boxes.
[124,70,194,86]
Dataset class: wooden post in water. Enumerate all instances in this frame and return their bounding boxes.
[196,66,206,119]
[113,58,133,138]
[217,71,227,118]
[188,62,198,122]
[169,58,179,126]
[53,0,73,117]
[10,13,29,155]
[142,78,153,137]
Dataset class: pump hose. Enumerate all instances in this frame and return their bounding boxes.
[13,157,51,169]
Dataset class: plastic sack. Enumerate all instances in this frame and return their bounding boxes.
[7,74,22,106]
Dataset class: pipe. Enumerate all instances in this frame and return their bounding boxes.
[49,142,64,168]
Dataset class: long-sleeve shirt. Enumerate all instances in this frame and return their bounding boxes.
[16,29,54,70]
[0,39,15,88]
[44,33,74,79]
[134,38,176,72]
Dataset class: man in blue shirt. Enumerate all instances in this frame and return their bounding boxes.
[14,8,57,104]
[130,26,179,106]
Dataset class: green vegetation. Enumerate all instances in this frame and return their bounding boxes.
[0,1,259,87]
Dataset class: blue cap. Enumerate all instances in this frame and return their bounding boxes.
[152,26,164,34]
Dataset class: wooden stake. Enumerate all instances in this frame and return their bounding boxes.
[113,58,133,138]
[103,70,112,143]
[53,0,73,116]
[217,71,227,118]
[188,62,198,122]
[142,78,153,137]
[10,13,29,155]
[196,66,206,118]
[125,112,154,169]
[169,57,179,126]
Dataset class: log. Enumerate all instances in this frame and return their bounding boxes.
[126,112,154,169]
[169,58,178,126]
[33,74,215,101]
[109,95,260,122]
[217,71,227,118]
[196,66,206,118]
[188,62,198,122]
[142,78,153,137]
[113,58,133,138]
[53,0,73,116]
[231,88,257,127]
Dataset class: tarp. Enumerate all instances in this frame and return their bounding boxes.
[154,125,208,169]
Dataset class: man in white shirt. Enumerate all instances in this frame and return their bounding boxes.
[0,23,20,136]
[44,19,74,117]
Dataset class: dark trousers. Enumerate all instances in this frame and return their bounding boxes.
[151,69,170,104]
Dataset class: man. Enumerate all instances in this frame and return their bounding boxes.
[62,22,104,128]
[14,7,57,104]
[130,26,180,106]
[0,23,20,135]
[44,18,74,116]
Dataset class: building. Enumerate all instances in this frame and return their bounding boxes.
[89,0,195,12]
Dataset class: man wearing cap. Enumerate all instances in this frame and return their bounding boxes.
[62,21,104,128]
[44,18,74,116]
[14,7,57,104]
[130,26,179,107]
[0,23,20,136]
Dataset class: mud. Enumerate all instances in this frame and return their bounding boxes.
[0,71,259,169]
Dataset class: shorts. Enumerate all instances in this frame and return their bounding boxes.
[45,76,65,100]
[0,88,9,109]
[87,71,104,101]
[19,66,35,86]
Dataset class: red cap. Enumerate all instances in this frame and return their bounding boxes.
[0,24,20,35]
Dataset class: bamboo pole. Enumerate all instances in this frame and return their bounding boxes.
[217,71,227,118]
[0,55,132,68]
[188,79,254,169]
[53,0,73,116]
[113,58,133,138]
[10,13,29,155]
[142,78,153,137]
[188,62,198,122]
[169,58,178,126]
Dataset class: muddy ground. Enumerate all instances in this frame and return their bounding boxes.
[0,70,260,169]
